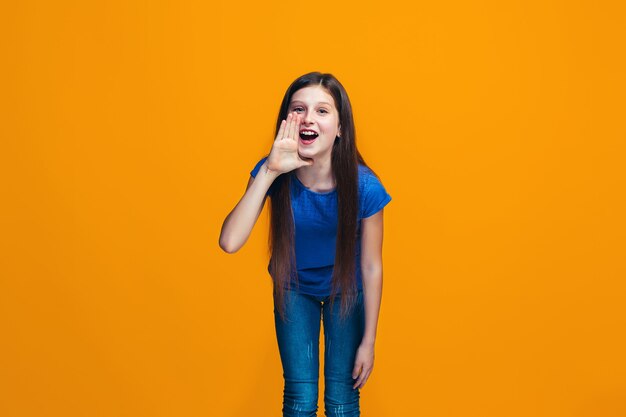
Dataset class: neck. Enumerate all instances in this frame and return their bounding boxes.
[296,155,335,190]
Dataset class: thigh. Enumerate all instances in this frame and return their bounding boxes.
[322,291,365,375]
[274,289,322,379]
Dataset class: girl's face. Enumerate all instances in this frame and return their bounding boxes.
[288,86,341,162]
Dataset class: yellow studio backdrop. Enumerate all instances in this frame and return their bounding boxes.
[1,1,625,416]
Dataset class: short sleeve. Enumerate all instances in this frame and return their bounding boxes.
[250,156,273,197]
[361,174,392,218]
[250,156,268,178]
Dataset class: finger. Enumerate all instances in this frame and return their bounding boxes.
[353,368,364,389]
[290,113,300,140]
[276,119,286,141]
[283,113,292,140]
[352,363,362,380]
[354,365,371,387]
[361,370,372,387]
[354,370,371,389]
[297,158,314,168]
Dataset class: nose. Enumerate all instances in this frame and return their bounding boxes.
[303,109,315,125]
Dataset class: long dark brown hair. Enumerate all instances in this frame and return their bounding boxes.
[268,72,377,322]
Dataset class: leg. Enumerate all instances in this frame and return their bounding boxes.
[274,289,323,417]
[322,291,365,417]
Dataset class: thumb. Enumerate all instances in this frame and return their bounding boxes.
[352,363,361,379]
[298,158,314,168]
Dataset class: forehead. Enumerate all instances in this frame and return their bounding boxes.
[290,86,336,107]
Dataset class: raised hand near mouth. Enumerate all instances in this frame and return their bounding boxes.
[265,112,314,175]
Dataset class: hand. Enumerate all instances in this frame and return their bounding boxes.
[266,112,314,174]
[352,342,375,390]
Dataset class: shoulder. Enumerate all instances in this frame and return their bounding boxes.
[358,164,381,191]
[358,163,371,182]
[358,163,392,219]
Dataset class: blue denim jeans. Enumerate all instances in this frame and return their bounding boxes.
[273,288,365,417]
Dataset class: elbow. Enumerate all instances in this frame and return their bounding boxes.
[361,263,382,278]
[218,235,239,254]
[219,220,240,253]
[219,243,236,254]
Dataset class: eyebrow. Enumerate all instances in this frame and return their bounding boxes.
[289,101,333,106]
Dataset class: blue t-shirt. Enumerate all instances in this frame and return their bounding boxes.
[250,156,392,296]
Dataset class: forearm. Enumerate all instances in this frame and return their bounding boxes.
[219,162,278,253]
[361,266,383,346]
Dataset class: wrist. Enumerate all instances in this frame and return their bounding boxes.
[261,161,280,179]
[361,337,376,347]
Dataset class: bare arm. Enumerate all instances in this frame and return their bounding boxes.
[352,208,385,389]
[360,208,384,346]
[218,112,312,254]
[218,161,279,253]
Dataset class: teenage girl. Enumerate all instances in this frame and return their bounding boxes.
[219,72,391,417]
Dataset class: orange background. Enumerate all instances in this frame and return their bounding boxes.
[2,1,625,416]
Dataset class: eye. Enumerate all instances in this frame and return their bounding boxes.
[293,107,304,112]
[318,109,328,114]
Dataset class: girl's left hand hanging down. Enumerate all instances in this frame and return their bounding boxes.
[352,342,375,389]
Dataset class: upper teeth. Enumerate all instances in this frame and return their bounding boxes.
[301,131,317,136]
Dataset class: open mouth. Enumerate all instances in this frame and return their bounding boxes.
[299,131,318,144]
